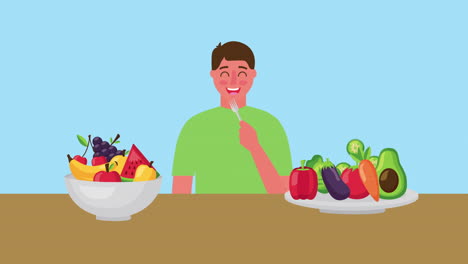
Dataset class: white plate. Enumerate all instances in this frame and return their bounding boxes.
[284,189,419,214]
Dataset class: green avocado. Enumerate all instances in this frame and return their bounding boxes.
[375,148,407,199]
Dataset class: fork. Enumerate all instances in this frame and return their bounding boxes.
[229,99,242,121]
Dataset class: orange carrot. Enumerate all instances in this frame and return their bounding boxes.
[358,159,380,201]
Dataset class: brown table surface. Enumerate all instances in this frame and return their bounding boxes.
[0,194,467,262]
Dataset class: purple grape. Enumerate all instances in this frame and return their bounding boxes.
[109,146,117,154]
[101,148,108,156]
[93,137,102,145]
[93,144,102,152]
[115,150,123,156]
[101,141,110,149]
[94,152,101,158]
[107,153,116,162]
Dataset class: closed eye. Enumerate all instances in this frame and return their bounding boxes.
[238,71,247,77]
[221,71,229,77]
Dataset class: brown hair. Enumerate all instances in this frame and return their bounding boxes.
[211,41,255,70]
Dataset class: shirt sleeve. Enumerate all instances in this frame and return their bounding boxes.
[172,118,197,176]
[257,114,293,177]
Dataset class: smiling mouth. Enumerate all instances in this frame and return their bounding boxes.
[226,87,240,95]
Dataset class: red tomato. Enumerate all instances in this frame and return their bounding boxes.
[341,168,369,199]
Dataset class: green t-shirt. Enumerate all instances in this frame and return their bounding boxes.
[172,106,292,194]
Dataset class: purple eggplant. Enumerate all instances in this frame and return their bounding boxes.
[321,158,350,200]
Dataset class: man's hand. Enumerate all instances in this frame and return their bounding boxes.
[239,121,260,152]
[239,120,288,193]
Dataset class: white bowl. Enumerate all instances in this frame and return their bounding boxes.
[64,174,162,221]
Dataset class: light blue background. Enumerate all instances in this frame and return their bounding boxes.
[0,1,466,193]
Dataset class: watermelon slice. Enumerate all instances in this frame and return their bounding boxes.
[121,144,150,181]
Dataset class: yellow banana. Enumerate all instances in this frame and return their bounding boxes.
[110,155,128,175]
[133,164,157,182]
[68,159,107,181]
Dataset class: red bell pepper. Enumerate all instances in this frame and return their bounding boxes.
[289,160,318,200]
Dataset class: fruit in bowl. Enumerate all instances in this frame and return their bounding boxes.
[65,134,161,221]
[65,174,162,221]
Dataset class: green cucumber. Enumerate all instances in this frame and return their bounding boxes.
[336,162,351,175]
[369,156,379,167]
[347,139,365,156]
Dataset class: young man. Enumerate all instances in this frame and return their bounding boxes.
[172,41,292,194]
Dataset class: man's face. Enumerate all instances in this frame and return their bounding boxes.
[210,58,257,98]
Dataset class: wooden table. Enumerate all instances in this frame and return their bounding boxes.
[0,194,466,262]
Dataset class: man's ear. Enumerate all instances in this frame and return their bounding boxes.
[210,70,215,78]
[252,69,257,78]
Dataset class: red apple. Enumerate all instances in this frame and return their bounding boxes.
[93,163,121,182]
[73,155,87,165]
[94,171,121,182]
[341,168,369,199]
[92,156,107,166]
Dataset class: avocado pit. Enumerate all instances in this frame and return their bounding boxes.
[379,168,399,193]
